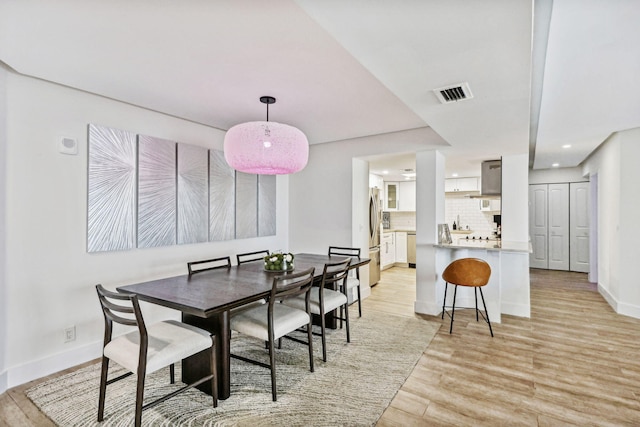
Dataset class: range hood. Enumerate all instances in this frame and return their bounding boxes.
[470,159,501,198]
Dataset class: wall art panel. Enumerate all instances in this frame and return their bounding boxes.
[137,135,177,248]
[258,174,276,237]
[177,143,209,245]
[87,124,137,252]
[209,150,236,241]
[235,172,258,239]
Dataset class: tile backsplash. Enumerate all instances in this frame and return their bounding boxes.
[384,198,499,238]
[388,211,416,230]
[445,197,498,238]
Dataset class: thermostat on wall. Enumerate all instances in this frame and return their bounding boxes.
[58,137,78,155]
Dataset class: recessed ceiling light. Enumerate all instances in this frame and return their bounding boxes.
[552,163,560,167]
[382,170,389,175]
[562,144,571,149]
[452,173,459,177]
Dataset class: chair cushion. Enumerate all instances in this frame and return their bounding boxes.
[104,320,212,375]
[345,277,360,290]
[230,299,266,315]
[230,304,310,342]
[283,287,348,315]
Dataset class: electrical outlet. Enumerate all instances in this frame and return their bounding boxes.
[64,326,76,343]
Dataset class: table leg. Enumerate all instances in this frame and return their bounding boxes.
[181,311,231,399]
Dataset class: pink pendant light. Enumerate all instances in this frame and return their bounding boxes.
[224,96,309,175]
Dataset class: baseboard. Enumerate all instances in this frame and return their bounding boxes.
[7,341,102,390]
[618,302,640,319]
[597,283,617,311]
[597,284,640,320]
[0,369,7,394]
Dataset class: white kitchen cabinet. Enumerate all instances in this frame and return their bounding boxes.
[445,177,479,192]
[381,232,396,269]
[479,199,501,212]
[395,231,408,263]
[398,181,416,211]
[384,182,399,211]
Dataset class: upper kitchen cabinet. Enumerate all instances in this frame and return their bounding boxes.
[398,181,416,211]
[385,181,416,211]
[479,199,501,212]
[445,177,479,193]
[384,182,399,210]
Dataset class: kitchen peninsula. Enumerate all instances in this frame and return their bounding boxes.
[433,238,531,323]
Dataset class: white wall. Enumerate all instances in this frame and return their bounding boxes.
[529,166,588,184]
[501,154,530,243]
[414,150,445,315]
[288,128,446,254]
[3,72,290,389]
[583,128,640,318]
[0,65,8,393]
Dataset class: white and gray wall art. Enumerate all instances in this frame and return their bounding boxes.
[87,124,276,253]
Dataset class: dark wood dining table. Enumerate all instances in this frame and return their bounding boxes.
[117,252,370,399]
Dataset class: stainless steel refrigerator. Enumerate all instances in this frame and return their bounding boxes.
[369,188,382,286]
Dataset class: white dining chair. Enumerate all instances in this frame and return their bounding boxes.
[96,284,218,426]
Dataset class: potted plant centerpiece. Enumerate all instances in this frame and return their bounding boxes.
[264,252,295,272]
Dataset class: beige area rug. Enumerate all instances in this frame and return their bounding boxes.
[27,312,440,426]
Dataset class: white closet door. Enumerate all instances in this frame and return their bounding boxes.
[548,183,569,270]
[529,184,549,269]
[570,182,590,272]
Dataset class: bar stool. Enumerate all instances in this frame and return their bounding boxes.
[441,257,494,336]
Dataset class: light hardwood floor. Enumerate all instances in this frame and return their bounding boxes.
[377,267,640,426]
[2,267,640,426]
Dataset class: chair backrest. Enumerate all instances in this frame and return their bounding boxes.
[96,284,146,345]
[321,258,351,290]
[188,256,231,275]
[328,246,361,278]
[328,246,361,259]
[236,250,270,265]
[268,267,316,306]
[442,258,491,287]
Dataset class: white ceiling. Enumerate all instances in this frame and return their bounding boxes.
[1,1,638,179]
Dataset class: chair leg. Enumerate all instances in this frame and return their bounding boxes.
[170,363,175,384]
[97,356,109,422]
[307,318,314,373]
[210,335,218,408]
[449,285,458,334]
[268,333,277,401]
[356,285,362,317]
[344,302,350,343]
[320,311,327,362]
[442,282,449,319]
[478,287,494,337]
[134,370,146,427]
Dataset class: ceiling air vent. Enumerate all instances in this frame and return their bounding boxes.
[433,82,473,104]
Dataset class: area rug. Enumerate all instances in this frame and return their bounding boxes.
[27,312,440,426]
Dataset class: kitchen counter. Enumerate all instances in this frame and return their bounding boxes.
[434,239,531,253]
[382,228,415,233]
[423,239,532,323]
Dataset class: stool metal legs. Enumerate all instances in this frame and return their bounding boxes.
[477,287,494,337]
[442,282,493,336]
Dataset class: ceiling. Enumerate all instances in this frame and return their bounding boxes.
[1,1,638,180]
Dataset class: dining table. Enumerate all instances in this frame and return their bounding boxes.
[116,252,370,399]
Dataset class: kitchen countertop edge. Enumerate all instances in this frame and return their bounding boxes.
[433,240,531,253]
